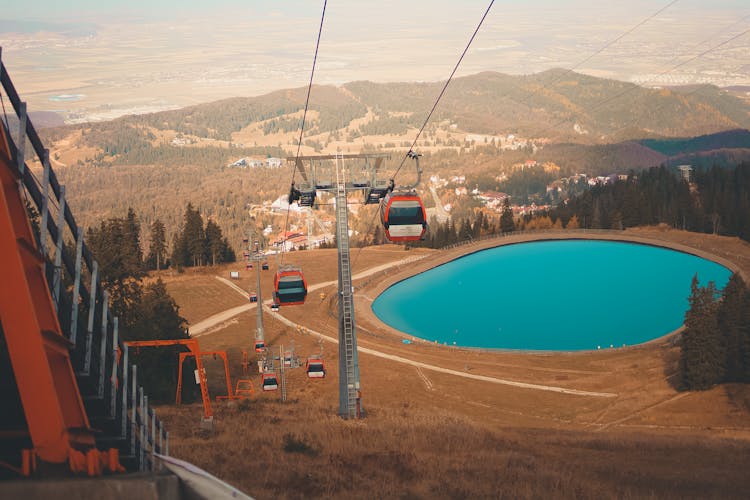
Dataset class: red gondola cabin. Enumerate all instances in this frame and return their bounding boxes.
[261,372,278,391]
[380,191,427,242]
[273,266,307,306]
[306,358,326,379]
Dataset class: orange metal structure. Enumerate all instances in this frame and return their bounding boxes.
[0,110,126,475]
[125,340,250,421]
[234,379,255,398]
[124,339,214,422]
[176,350,244,402]
[241,350,250,375]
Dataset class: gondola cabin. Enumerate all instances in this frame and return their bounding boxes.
[249,292,258,303]
[262,261,269,270]
[245,262,253,270]
[261,372,278,391]
[380,192,427,242]
[254,340,265,352]
[273,266,307,306]
[306,358,326,379]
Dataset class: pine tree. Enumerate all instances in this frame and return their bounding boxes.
[220,237,236,263]
[205,219,224,265]
[566,214,580,229]
[718,273,750,383]
[128,278,189,402]
[500,197,515,233]
[170,232,188,269]
[679,276,723,390]
[182,203,206,266]
[86,211,145,323]
[146,219,167,270]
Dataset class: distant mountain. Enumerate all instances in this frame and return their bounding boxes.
[78,69,750,144]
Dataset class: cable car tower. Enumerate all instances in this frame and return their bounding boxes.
[288,151,422,418]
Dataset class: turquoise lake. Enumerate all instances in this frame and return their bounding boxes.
[371,240,732,351]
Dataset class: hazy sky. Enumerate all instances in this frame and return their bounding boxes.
[1,1,748,119]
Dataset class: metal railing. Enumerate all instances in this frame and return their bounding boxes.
[1,50,166,472]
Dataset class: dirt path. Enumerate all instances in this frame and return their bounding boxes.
[189,255,428,336]
[264,303,617,398]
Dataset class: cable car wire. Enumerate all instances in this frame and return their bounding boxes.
[281,0,328,263]
[525,22,750,145]
[389,0,495,182]
[516,0,680,110]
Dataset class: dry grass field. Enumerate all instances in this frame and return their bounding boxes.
[156,228,750,499]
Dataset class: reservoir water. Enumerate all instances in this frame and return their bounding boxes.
[371,240,732,351]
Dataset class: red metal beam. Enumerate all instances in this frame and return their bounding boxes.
[0,137,95,464]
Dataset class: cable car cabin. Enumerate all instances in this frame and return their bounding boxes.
[254,340,265,352]
[273,267,307,306]
[271,302,280,312]
[249,292,258,303]
[306,358,326,379]
[380,192,427,242]
[261,372,278,391]
[262,261,269,270]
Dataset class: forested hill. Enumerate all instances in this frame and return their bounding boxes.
[46,69,750,144]
[638,129,750,169]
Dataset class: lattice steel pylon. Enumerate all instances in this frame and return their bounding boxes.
[334,154,361,418]
[287,152,396,419]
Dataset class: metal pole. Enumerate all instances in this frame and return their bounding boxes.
[16,101,27,175]
[70,227,83,345]
[52,185,65,311]
[255,240,264,345]
[39,150,50,259]
[98,290,110,398]
[81,261,98,375]
[280,344,286,402]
